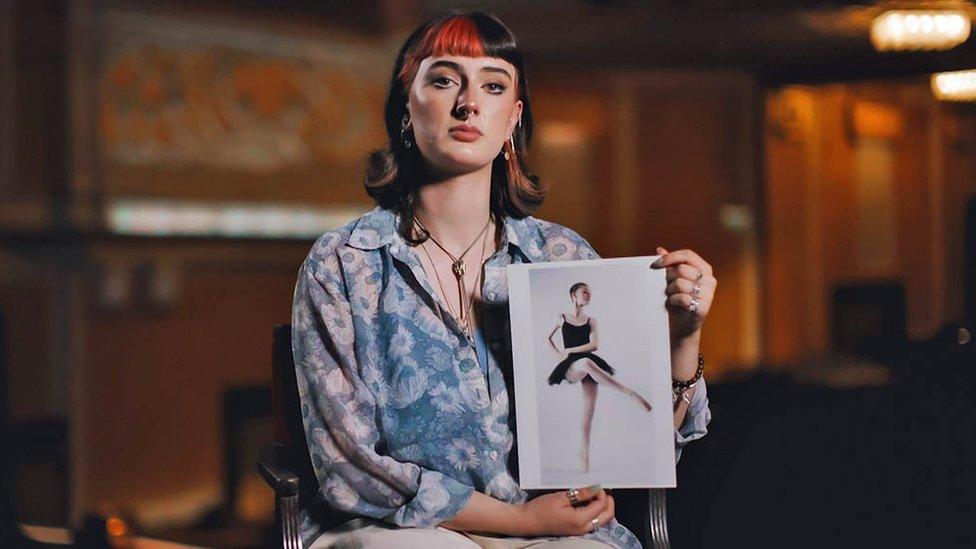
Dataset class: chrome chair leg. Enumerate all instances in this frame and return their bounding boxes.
[280,493,303,549]
[648,488,671,549]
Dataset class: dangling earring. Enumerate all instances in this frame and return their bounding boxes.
[400,113,412,148]
[504,135,516,161]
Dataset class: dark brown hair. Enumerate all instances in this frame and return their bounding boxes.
[569,282,589,296]
[364,11,544,243]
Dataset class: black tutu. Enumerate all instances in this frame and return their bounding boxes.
[549,316,616,385]
[548,351,616,385]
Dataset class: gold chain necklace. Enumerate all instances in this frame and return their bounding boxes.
[414,216,490,279]
[416,216,491,339]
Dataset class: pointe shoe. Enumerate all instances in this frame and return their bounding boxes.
[579,446,590,472]
[639,396,653,412]
[628,389,653,412]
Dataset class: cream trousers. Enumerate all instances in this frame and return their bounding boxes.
[307,518,612,549]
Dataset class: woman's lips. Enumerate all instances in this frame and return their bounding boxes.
[449,125,482,142]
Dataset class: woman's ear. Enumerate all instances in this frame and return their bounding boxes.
[509,100,523,135]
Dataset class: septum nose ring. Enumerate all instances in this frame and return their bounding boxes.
[455,102,475,117]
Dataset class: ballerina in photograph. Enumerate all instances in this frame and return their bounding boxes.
[546,282,654,472]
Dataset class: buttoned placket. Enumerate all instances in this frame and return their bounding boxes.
[386,236,492,397]
[384,219,542,407]
[479,250,508,400]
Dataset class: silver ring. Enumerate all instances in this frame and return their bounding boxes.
[590,518,600,532]
[696,270,704,282]
[692,283,702,296]
[566,488,580,505]
[688,297,700,313]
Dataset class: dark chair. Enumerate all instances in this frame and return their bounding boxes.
[258,325,672,548]
[831,282,907,362]
[257,325,353,549]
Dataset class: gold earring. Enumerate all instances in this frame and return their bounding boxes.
[400,113,412,148]
[504,136,516,161]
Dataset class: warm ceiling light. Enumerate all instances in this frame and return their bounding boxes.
[931,69,976,101]
[871,10,971,51]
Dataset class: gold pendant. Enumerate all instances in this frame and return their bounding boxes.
[452,259,465,278]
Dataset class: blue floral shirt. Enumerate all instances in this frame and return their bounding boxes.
[291,206,711,548]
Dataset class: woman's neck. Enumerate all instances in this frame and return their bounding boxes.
[415,164,493,252]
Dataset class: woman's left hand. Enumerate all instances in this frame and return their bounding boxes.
[652,247,717,344]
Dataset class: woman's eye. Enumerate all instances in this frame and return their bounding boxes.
[432,76,454,88]
[486,82,507,94]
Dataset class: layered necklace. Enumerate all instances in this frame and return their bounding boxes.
[414,215,491,340]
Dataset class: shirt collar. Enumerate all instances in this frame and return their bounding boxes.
[346,206,396,250]
[346,206,546,263]
[501,215,546,263]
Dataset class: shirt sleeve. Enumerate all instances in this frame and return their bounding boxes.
[674,378,711,462]
[291,250,474,528]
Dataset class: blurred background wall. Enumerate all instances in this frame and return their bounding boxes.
[2,0,975,546]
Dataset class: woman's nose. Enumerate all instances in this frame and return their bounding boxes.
[453,99,479,119]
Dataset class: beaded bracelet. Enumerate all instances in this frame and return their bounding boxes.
[672,353,705,395]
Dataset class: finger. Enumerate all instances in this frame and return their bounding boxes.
[650,247,670,269]
[592,495,616,531]
[665,264,702,283]
[671,274,718,298]
[571,485,605,504]
[665,277,696,296]
[572,495,609,534]
[655,249,713,276]
[667,293,699,312]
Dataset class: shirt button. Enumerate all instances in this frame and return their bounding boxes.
[489,450,499,460]
[486,292,496,301]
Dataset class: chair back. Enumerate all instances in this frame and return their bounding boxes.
[271,324,355,530]
[272,325,299,447]
[270,326,318,501]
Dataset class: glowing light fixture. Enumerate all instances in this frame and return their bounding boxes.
[931,69,976,101]
[871,10,970,51]
[107,199,367,238]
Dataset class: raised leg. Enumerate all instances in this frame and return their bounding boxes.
[571,359,652,411]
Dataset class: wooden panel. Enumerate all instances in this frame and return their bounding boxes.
[943,107,976,321]
[81,255,300,519]
[0,279,56,418]
[625,74,761,376]
[763,80,965,361]
[764,88,821,362]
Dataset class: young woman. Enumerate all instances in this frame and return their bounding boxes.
[292,10,714,549]
[547,282,654,472]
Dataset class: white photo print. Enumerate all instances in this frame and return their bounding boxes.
[508,257,675,489]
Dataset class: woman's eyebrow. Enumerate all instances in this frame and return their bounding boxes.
[428,60,512,80]
[482,66,513,80]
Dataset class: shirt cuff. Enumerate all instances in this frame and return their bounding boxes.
[385,469,475,528]
[674,377,712,461]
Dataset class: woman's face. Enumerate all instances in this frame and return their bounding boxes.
[406,55,523,177]
[572,286,591,307]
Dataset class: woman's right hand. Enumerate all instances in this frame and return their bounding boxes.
[517,486,615,536]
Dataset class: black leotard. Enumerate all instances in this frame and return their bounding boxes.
[547,315,616,385]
